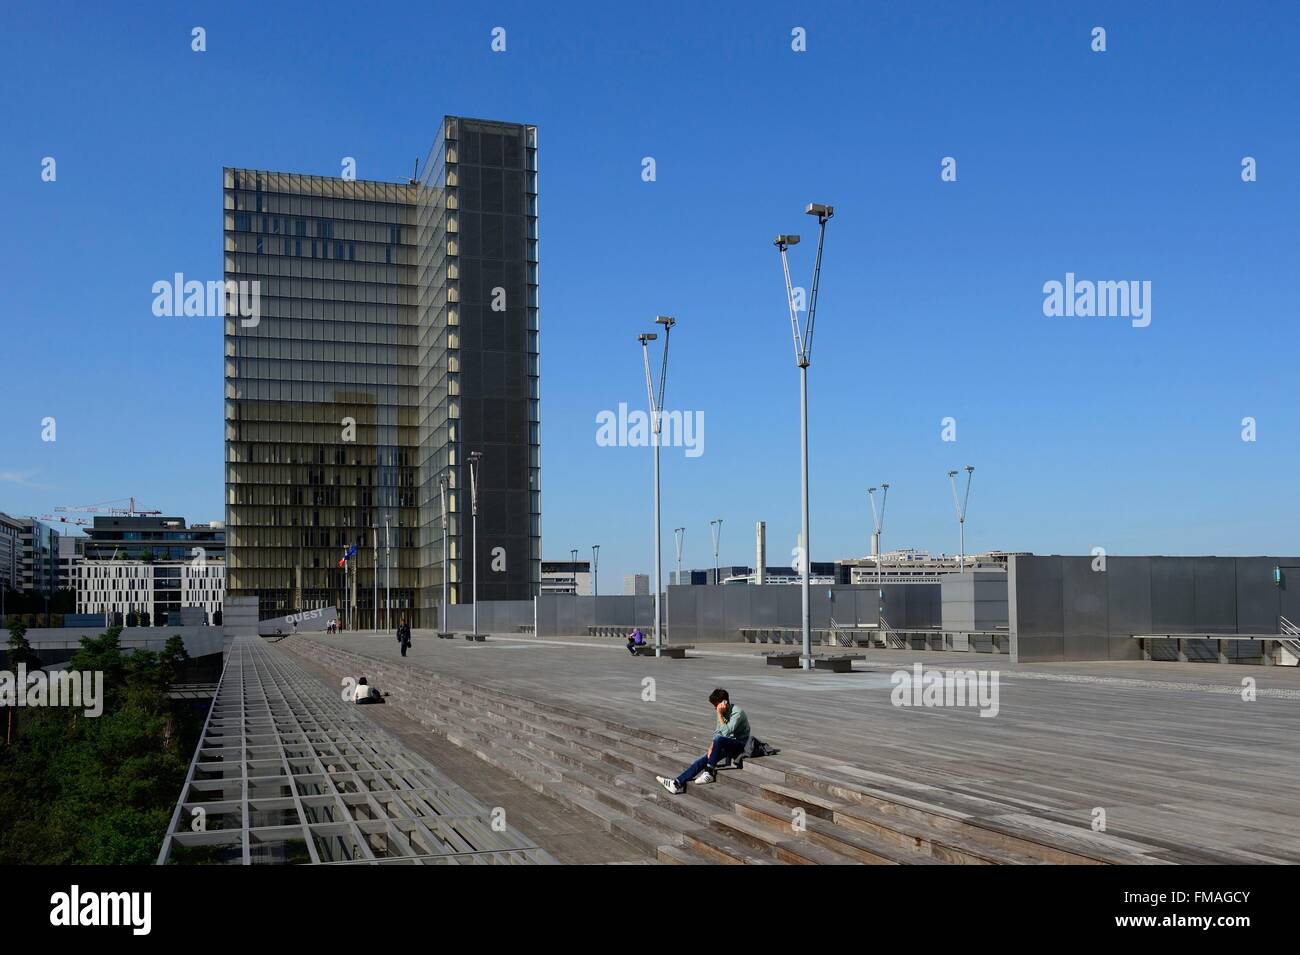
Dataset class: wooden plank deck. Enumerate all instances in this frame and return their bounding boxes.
[297,632,1300,862]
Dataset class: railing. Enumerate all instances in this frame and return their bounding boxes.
[879,616,908,650]
[1280,616,1300,659]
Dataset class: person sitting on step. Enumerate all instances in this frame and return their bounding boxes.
[657,688,749,794]
[352,677,384,704]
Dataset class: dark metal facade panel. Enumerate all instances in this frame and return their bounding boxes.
[1062,557,1108,661]
[1193,558,1238,634]
[1236,558,1281,633]
[1150,557,1196,633]
[1104,557,1151,660]
[1009,555,1064,662]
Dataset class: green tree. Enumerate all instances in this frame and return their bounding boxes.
[6,621,40,671]
[0,624,197,863]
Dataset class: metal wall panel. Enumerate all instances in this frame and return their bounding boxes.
[1236,558,1281,633]
[725,586,752,636]
[751,587,781,627]
[1150,558,1196,633]
[1062,556,1108,661]
[1105,557,1151,660]
[1009,555,1064,662]
[1193,558,1237,635]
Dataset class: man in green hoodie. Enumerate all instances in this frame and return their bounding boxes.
[657,688,750,794]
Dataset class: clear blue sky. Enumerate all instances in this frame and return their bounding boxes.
[2,1,1298,588]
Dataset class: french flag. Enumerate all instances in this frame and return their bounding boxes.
[338,543,357,567]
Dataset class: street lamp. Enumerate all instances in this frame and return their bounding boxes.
[868,485,889,582]
[591,544,600,596]
[469,451,483,634]
[639,315,676,656]
[868,483,889,584]
[570,548,579,594]
[709,519,722,585]
[673,527,685,586]
[948,465,975,572]
[776,201,834,669]
[440,473,449,631]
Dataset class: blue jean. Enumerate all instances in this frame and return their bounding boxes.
[675,735,746,786]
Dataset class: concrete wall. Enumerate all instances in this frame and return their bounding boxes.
[222,596,259,638]
[2,625,225,668]
[257,606,339,636]
[1009,555,1300,662]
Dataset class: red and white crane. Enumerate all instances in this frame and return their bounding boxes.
[54,497,162,518]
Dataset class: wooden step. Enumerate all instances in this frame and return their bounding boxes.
[734,794,941,865]
[759,782,1046,865]
[683,826,780,865]
[709,811,862,865]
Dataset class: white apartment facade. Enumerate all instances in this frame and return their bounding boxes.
[75,559,226,622]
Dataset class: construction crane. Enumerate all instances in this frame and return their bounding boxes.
[54,497,162,517]
[40,514,90,527]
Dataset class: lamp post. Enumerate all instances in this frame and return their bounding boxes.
[384,517,390,632]
[591,544,600,596]
[469,451,482,635]
[639,315,676,656]
[947,465,975,572]
[570,547,579,594]
[440,474,449,631]
[868,483,889,585]
[709,519,722,585]
[673,527,685,586]
[775,202,834,670]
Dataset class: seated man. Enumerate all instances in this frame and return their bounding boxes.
[626,627,646,655]
[657,688,749,794]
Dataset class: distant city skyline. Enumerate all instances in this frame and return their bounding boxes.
[4,1,1298,590]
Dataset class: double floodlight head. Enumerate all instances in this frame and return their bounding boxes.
[947,469,959,478]
[655,315,676,328]
[805,202,834,220]
[964,465,975,474]
[638,332,658,344]
[774,234,801,249]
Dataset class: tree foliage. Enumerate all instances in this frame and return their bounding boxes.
[0,626,199,864]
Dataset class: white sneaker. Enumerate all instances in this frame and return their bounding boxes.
[693,770,715,785]
[657,775,685,795]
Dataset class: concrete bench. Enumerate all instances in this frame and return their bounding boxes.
[632,644,693,659]
[462,633,486,642]
[765,651,863,672]
[436,631,455,640]
[813,653,864,673]
[1135,633,1283,665]
[765,652,802,669]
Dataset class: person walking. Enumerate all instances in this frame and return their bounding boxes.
[397,617,411,657]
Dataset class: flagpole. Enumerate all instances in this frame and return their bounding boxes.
[373,525,378,633]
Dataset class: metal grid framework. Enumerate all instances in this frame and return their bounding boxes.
[157,637,552,864]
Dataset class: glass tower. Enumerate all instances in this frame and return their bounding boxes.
[223,116,538,626]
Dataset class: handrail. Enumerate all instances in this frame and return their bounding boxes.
[879,616,907,649]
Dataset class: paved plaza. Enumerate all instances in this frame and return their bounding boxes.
[293,630,1300,863]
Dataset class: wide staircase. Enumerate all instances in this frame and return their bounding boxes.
[281,637,1176,865]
